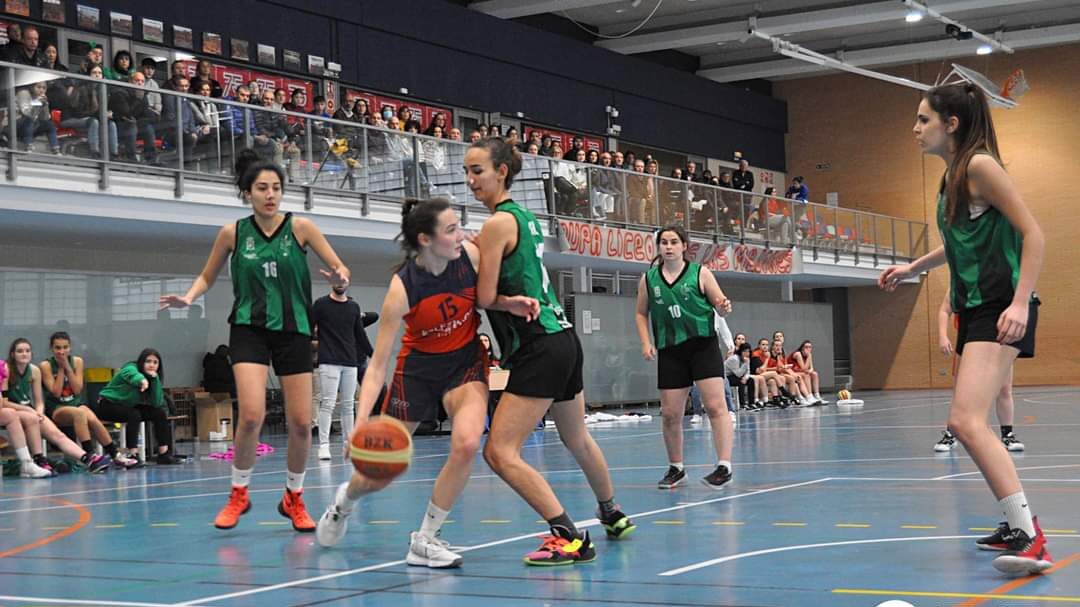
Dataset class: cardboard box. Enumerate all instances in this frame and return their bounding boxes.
[195,392,234,441]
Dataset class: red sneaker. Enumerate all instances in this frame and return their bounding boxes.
[523,531,595,566]
[278,489,316,532]
[214,486,251,529]
[993,517,1053,575]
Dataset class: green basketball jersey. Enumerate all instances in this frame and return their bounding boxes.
[936,184,1023,310]
[44,355,79,411]
[229,213,313,335]
[5,363,33,405]
[487,200,572,364]
[645,261,716,349]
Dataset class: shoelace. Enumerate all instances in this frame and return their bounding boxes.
[536,534,570,552]
[223,490,248,515]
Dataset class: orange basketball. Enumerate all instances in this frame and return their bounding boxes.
[349,415,413,480]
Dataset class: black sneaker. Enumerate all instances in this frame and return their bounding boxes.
[1002,432,1025,452]
[657,465,687,489]
[976,521,1010,551]
[156,453,183,465]
[934,430,957,452]
[992,519,1053,575]
[599,508,637,540]
[701,465,732,490]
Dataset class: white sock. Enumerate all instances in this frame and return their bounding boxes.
[1000,492,1036,537]
[286,470,305,493]
[333,482,356,515]
[815,393,823,400]
[418,501,451,540]
[671,462,684,471]
[15,446,32,463]
[717,459,732,472]
[231,466,253,488]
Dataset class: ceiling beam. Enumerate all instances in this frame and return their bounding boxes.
[696,23,1080,82]
[596,0,1033,55]
[470,0,622,20]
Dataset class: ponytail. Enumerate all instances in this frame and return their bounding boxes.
[395,198,452,271]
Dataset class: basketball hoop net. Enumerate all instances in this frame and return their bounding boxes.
[1001,68,1030,101]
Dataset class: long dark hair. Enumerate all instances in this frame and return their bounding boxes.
[235,149,285,199]
[6,337,31,377]
[49,331,70,347]
[395,198,452,271]
[650,225,690,267]
[136,348,164,383]
[797,340,812,358]
[924,84,1002,224]
[469,137,523,189]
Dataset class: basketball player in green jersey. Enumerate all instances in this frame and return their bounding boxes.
[161,150,350,532]
[635,225,734,490]
[469,137,635,567]
[880,85,1048,575]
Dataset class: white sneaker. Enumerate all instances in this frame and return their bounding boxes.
[318,444,332,461]
[689,414,702,425]
[113,452,140,468]
[316,483,353,548]
[20,460,54,478]
[934,430,957,452]
[406,531,463,568]
[729,410,737,429]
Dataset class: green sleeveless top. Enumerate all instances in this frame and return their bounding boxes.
[936,183,1023,310]
[645,261,716,349]
[229,213,313,335]
[488,200,572,364]
[44,355,80,411]
[5,363,34,405]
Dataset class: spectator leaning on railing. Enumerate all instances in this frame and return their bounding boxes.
[785,176,808,202]
[732,158,754,193]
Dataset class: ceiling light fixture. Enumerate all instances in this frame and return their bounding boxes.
[976,44,993,55]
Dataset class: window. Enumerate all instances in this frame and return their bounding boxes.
[1,271,42,326]
[43,273,87,324]
[111,277,204,321]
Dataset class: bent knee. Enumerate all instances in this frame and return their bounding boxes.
[451,435,482,460]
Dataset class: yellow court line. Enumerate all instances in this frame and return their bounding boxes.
[480,520,512,524]
[1046,529,1079,533]
[653,520,685,525]
[150,523,178,527]
[835,523,871,528]
[368,520,399,525]
[712,521,745,526]
[900,524,937,529]
[773,522,808,527]
[834,588,1080,603]
[95,524,124,529]
[258,521,289,526]
[40,527,66,531]
[969,527,997,531]
[443,520,455,524]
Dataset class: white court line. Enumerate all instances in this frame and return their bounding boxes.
[934,463,1080,480]
[174,477,832,605]
[831,476,1080,483]
[0,430,660,504]
[658,534,1080,577]
[0,596,178,607]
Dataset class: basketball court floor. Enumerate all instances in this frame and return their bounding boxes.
[2,386,1079,607]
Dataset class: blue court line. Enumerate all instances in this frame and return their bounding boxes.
[173,477,832,605]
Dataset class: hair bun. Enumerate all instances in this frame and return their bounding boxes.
[401,198,420,219]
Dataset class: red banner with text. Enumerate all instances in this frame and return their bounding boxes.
[176,60,315,112]
[556,220,795,275]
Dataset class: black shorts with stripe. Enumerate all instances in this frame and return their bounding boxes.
[381,339,488,423]
[957,296,1039,359]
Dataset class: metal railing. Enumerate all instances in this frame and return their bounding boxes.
[1,61,927,261]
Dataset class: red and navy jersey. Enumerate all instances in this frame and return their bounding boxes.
[398,255,479,356]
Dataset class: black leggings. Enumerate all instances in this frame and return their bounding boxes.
[95,399,173,451]
[728,375,753,407]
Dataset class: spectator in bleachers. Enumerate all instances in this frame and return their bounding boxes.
[732,158,753,192]
[14,81,60,154]
[553,147,587,216]
[310,95,333,152]
[396,105,412,128]
[332,97,356,122]
[191,81,218,135]
[424,112,448,136]
[468,129,482,144]
[62,65,118,158]
[758,186,794,242]
[353,98,371,122]
[670,167,683,180]
[252,87,300,180]
[8,24,40,66]
[613,151,625,170]
[526,129,542,152]
[477,123,489,137]
[225,85,256,145]
[539,134,553,156]
[624,150,637,169]
[138,58,162,118]
[786,176,808,202]
[272,87,287,111]
[626,158,653,225]
[111,71,160,163]
[590,151,619,219]
[0,23,21,60]
[379,105,393,122]
[161,76,199,155]
[162,61,187,91]
[685,160,701,183]
[110,50,134,81]
[525,142,539,154]
[585,149,599,165]
[448,127,462,141]
[567,136,585,160]
[39,42,65,71]
[190,59,223,98]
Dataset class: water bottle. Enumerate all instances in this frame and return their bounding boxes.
[220,418,230,439]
